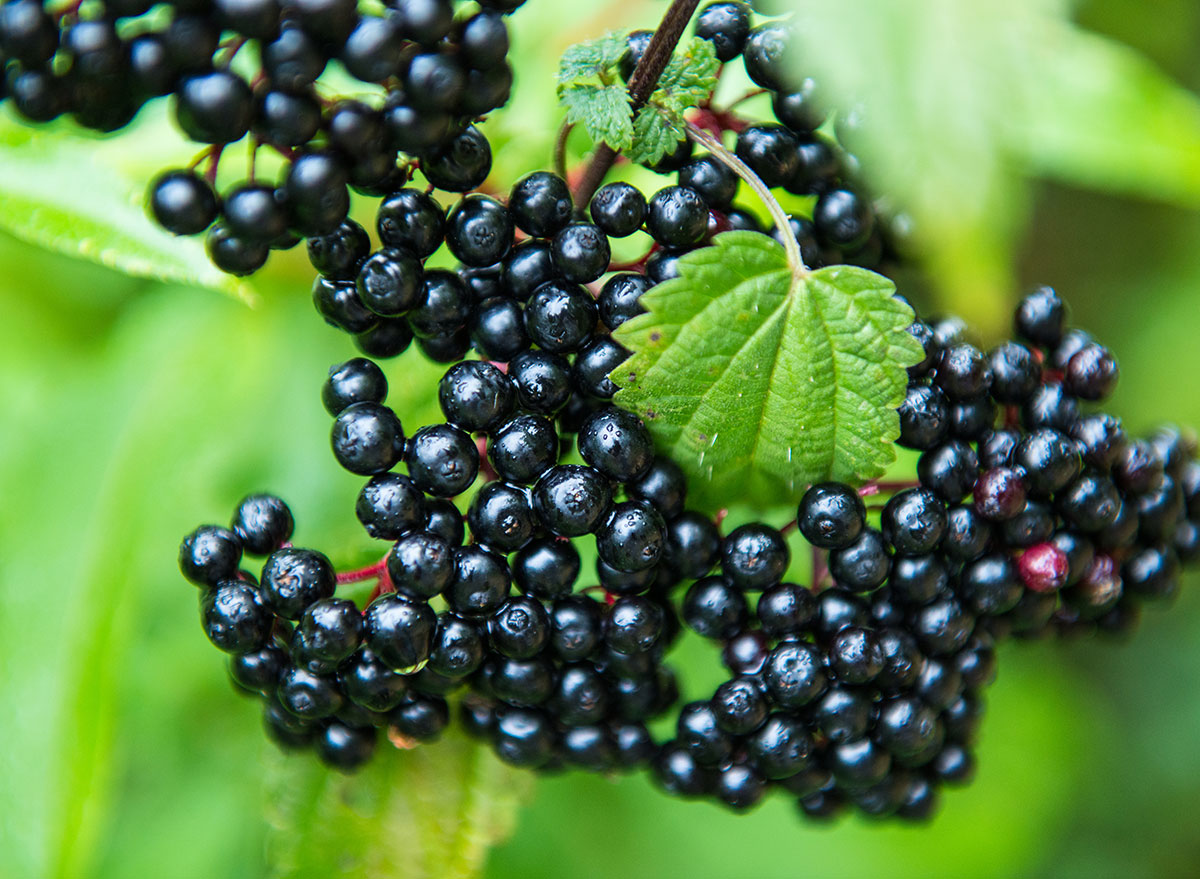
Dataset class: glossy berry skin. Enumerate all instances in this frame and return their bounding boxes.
[811,686,871,742]
[446,546,511,618]
[646,185,709,248]
[278,666,344,720]
[772,82,825,134]
[797,483,865,549]
[1015,429,1082,497]
[421,125,492,192]
[512,537,580,599]
[322,358,387,416]
[628,457,687,521]
[577,406,654,483]
[467,481,536,553]
[294,598,363,666]
[988,342,1040,403]
[364,593,436,670]
[281,150,350,237]
[230,644,286,696]
[722,523,789,590]
[206,225,269,276]
[501,241,558,302]
[936,344,992,401]
[339,648,409,712]
[813,187,874,251]
[258,548,335,620]
[830,626,885,684]
[695,1,751,61]
[748,713,812,779]
[175,70,253,144]
[330,402,405,476]
[1058,474,1122,532]
[665,512,722,580]
[473,414,554,484]
[533,465,612,536]
[573,337,628,400]
[1073,414,1127,472]
[829,528,891,592]
[307,220,370,280]
[180,525,243,586]
[221,183,288,244]
[508,171,573,237]
[376,189,445,258]
[607,596,665,655]
[678,702,734,765]
[898,385,950,450]
[356,249,422,317]
[815,588,870,638]
[390,693,451,742]
[596,500,667,572]
[1023,382,1080,433]
[387,531,455,600]
[524,280,598,354]
[405,424,479,497]
[355,473,425,540]
[1065,343,1119,401]
[678,156,739,210]
[881,489,947,555]
[317,723,376,773]
[958,554,1022,616]
[471,297,530,361]
[708,679,767,739]
[598,273,651,329]
[409,269,471,339]
[1017,542,1069,593]
[973,467,1027,522]
[438,361,516,433]
[481,595,548,660]
[735,124,799,189]
[550,596,604,661]
[149,170,219,235]
[682,576,749,639]
[877,697,942,759]
[492,707,555,767]
[423,613,483,679]
[446,195,514,267]
[589,182,647,238]
[756,582,817,640]
[1015,286,1065,348]
[918,441,980,504]
[654,745,712,799]
[742,21,795,90]
[201,581,271,653]
[552,223,611,284]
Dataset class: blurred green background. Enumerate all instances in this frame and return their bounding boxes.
[3,0,1200,876]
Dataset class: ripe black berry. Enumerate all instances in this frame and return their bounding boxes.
[180,525,243,586]
[148,170,219,235]
[589,181,647,238]
[596,500,666,572]
[646,185,709,248]
[509,171,573,237]
[232,494,294,556]
[404,423,479,497]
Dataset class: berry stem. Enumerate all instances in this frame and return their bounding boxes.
[571,0,702,206]
[204,144,225,186]
[685,121,807,276]
[858,479,920,498]
[553,119,573,181]
[336,557,388,585]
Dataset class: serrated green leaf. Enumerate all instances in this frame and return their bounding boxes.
[0,114,253,301]
[627,101,687,166]
[612,232,923,508]
[556,31,629,87]
[653,37,719,108]
[559,83,634,151]
[265,732,530,879]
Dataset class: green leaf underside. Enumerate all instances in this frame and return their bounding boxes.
[559,83,634,151]
[556,31,628,86]
[613,232,924,508]
[627,102,686,165]
[0,115,252,301]
[654,37,719,108]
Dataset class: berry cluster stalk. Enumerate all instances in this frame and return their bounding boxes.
[571,0,703,206]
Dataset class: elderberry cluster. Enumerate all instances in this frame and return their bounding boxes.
[0,0,523,275]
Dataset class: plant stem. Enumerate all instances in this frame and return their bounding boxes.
[553,120,573,181]
[685,121,807,276]
[572,0,702,206]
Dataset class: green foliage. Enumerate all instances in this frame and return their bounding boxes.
[613,232,923,508]
[266,734,530,879]
[789,0,1200,331]
[557,34,718,165]
[0,114,253,302]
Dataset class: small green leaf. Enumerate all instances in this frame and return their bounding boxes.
[265,732,531,879]
[556,31,628,87]
[613,232,923,508]
[627,100,687,166]
[0,114,253,301]
[559,83,634,151]
[653,37,720,108]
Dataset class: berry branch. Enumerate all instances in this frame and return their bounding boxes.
[571,0,702,206]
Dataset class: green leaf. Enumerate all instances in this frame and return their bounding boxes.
[265,732,531,879]
[559,83,634,151]
[627,100,688,166]
[789,0,1200,332]
[612,232,923,508]
[556,31,628,87]
[653,37,719,109]
[0,112,253,301]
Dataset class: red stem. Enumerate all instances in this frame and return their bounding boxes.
[337,558,388,585]
[858,479,919,497]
